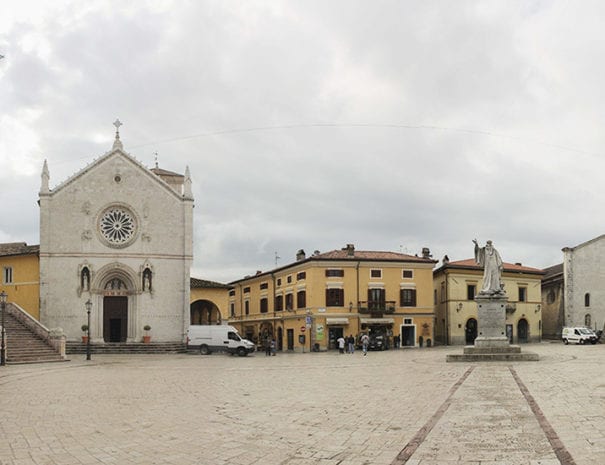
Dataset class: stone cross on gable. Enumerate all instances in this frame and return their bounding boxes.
[112,119,124,150]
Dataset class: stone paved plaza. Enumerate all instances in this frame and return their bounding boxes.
[0,343,603,465]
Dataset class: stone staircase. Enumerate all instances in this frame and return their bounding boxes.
[4,311,65,364]
[66,341,187,355]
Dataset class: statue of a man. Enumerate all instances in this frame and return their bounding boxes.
[473,239,504,295]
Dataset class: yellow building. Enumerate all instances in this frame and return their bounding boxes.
[433,257,544,345]
[0,242,40,320]
[190,277,231,325]
[228,244,437,352]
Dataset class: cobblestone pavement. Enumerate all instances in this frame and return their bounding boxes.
[0,343,603,465]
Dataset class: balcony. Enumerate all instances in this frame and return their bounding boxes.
[357,301,396,314]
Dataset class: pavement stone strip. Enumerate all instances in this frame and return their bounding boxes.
[0,343,603,465]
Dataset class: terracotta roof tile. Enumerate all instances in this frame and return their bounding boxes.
[0,242,40,257]
[313,250,436,263]
[190,277,230,289]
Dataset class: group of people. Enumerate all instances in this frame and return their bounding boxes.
[336,333,371,355]
[264,336,276,356]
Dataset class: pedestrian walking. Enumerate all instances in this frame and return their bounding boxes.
[394,334,400,349]
[337,336,345,354]
[361,333,369,356]
[265,336,272,356]
[271,338,276,356]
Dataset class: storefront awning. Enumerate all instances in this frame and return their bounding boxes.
[360,318,395,325]
[326,318,350,325]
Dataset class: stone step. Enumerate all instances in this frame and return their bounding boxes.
[2,311,64,364]
[66,342,187,355]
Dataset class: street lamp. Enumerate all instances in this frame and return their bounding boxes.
[0,291,6,366]
[85,299,92,361]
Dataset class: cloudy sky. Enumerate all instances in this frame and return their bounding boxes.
[1,0,604,282]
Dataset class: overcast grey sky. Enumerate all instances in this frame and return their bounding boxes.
[1,1,604,282]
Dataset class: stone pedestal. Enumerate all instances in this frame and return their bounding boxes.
[447,292,538,362]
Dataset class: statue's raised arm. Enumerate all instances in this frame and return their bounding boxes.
[473,239,504,295]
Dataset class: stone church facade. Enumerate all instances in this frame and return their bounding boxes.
[562,234,605,333]
[38,126,194,343]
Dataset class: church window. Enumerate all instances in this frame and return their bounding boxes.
[547,289,555,304]
[99,206,137,247]
[3,267,13,284]
[585,313,592,327]
[584,293,590,307]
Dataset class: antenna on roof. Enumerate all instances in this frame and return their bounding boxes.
[275,251,281,266]
[154,152,159,168]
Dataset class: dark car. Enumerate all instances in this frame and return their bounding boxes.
[368,335,386,351]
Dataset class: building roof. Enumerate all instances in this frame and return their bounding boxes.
[150,167,184,178]
[313,249,435,262]
[190,277,231,289]
[0,242,40,257]
[435,258,545,275]
[542,263,563,285]
[229,245,437,285]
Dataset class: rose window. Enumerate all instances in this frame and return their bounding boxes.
[99,207,136,246]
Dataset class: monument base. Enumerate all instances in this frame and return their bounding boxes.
[446,292,538,362]
[446,344,539,362]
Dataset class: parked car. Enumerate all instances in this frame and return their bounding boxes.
[368,335,386,351]
[562,327,598,345]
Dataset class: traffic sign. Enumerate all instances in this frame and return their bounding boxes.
[300,326,306,332]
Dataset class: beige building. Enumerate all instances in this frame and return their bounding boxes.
[190,278,231,325]
[433,257,544,345]
[0,243,40,319]
[228,244,437,352]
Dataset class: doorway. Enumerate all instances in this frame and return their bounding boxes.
[287,329,294,350]
[401,325,416,347]
[517,319,529,343]
[328,327,344,350]
[103,296,128,342]
[465,318,477,344]
[277,327,283,351]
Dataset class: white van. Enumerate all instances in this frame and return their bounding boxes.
[187,325,256,356]
[562,327,598,345]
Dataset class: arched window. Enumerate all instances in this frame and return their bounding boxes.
[585,293,590,307]
[585,314,591,328]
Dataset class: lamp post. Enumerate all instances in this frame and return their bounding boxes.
[0,291,6,366]
[85,299,92,361]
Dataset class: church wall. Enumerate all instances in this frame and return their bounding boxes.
[563,238,605,331]
[40,149,192,343]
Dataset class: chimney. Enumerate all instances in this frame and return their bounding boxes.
[296,249,306,261]
[422,247,432,259]
[343,244,355,257]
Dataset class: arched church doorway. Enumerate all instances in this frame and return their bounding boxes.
[190,300,222,325]
[517,318,529,343]
[103,277,129,342]
[465,318,477,344]
[104,297,128,342]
